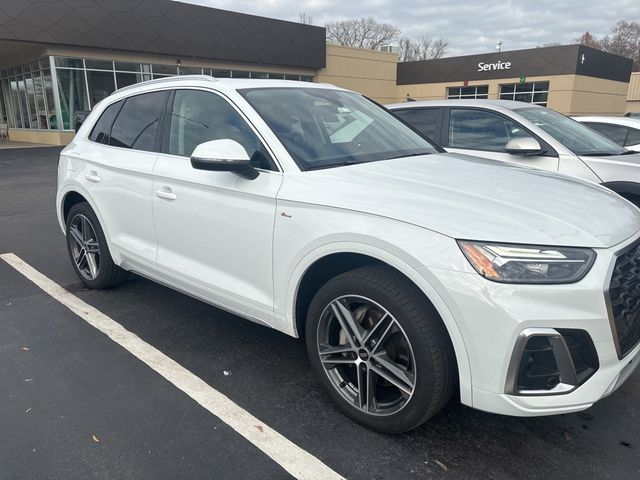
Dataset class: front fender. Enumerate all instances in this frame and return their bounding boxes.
[281,238,473,407]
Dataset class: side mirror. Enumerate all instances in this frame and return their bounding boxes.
[190,139,259,180]
[505,137,544,156]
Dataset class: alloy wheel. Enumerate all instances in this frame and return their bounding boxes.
[317,295,416,416]
[69,214,101,280]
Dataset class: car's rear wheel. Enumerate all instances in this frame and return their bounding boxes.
[66,202,127,289]
[306,265,456,433]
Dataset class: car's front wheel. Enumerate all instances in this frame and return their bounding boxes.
[306,265,456,433]
[65,202,127,289]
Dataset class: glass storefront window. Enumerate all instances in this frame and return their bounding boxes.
[211,69,231,78]
[178,66,203,75]
[447,85,489,99]
[85,59,114,70]
[116,72,151,89]
[55,57,83,69]
[86,70,116,106]
[0,56,315,132]
[56,68,90,129]
[152,64,177,75]
[115,62,142,72]
[499,81,549,107]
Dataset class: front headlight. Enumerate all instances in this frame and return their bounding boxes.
[458,241,596,284]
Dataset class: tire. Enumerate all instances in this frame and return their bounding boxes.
[306,265,456,434]
[65,202,127,289]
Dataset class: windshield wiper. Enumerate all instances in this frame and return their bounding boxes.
[385,151,433,160]
[580,152,622,157]
[306,159,359,170]
[618,150,637,155]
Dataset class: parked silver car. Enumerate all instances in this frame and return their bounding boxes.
[387,100,640,204]
[573,116,640,153]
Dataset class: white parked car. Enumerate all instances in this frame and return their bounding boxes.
[57,77,640,433]
[573,116,640,153]
[387,100,640,204]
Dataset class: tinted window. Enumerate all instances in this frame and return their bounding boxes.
[584,123,629,146]
[517,108,627,156]
[168,90,274,170]
[625,128,640,146]
[241,88,438,170]
[109,91,167,151]
[89,100,122,144]
[393,108,441,140]
[448,109,530,152]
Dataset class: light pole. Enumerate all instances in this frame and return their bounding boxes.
[497,40,503,53]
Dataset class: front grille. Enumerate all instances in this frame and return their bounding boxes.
[609,242,640,357]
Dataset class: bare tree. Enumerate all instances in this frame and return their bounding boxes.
[326,17,401,50]
[600,21,640,67]
[398,36,448,62]
[298,12,313,25]
[574,31,600,48]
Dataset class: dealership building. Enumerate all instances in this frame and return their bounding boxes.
[0,0,638,145]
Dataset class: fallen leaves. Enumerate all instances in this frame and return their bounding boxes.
[433,459,448,472]
[255,425,264,433]
[91,434,100,444]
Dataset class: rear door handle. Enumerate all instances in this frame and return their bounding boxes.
[156,186,177,200]
[85,170,101,182]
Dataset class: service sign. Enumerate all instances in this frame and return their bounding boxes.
[477,61,512,72]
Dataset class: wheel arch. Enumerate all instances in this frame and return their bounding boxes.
[288,244,473,406]
[602,181,640,205]
[58,186,121,265]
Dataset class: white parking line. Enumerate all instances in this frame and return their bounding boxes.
[1,253,344,480]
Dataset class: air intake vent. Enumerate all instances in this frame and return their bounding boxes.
[507,328,598,395]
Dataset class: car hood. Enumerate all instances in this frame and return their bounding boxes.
[279,153,640,248]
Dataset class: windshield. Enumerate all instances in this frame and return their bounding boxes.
[240,88,439,170]
[517,107,627,156]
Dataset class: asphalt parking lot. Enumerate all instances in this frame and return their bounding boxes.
[1,147,639,480]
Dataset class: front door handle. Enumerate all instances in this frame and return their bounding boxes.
[156,186,177,200]
[85,170,101,182]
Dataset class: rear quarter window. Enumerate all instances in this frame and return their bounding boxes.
[88,100,123,144]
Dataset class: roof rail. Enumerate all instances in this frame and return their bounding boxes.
[116,74,217,93]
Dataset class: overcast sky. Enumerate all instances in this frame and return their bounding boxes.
[180,0,639,56]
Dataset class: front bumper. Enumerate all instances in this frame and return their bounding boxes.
[423,233,640,417]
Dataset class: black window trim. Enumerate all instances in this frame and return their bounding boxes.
[87,99,124,146]
[582,121,631,147]
[87,89,170,153]
[442,106,558,157]
[159,86,281,173]
[390,106,446,146]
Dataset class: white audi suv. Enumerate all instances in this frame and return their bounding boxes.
[57,77,640,433]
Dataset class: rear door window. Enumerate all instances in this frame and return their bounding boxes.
[393,108,442,141]
[109,91,168,151]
